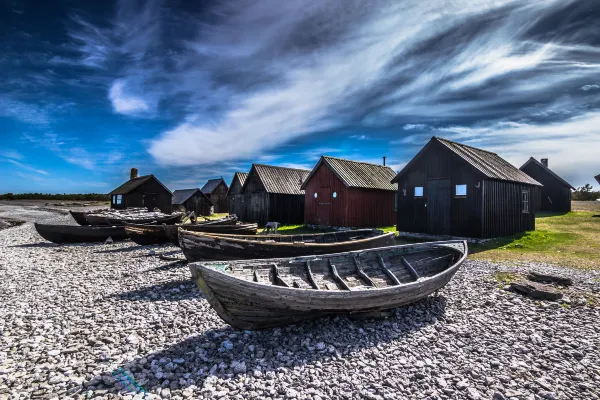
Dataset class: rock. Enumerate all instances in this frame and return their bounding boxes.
[527,272,573,286]
[510,280,563,301]
[466,387,481,399]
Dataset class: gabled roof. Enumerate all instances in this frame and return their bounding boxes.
[227,172,248,195]
[301,156,397,191]
[201,178,227,194]
[391,137,542,186]
[172,188,212,205]
[595,174,600,186]
[243,164,310,195]
[520,158,574,190]
[109,174,172,195]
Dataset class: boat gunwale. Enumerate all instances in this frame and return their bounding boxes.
[180,229,394,248]
[189,240,468,297]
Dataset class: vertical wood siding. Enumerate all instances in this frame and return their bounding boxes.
[228,177,244,216]
[210,182,229,213]
[114,179,172,213]
[303,163,396,227]
[520,162,571,212]
[396,140,538,238]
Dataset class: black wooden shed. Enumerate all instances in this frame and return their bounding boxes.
[391,137,542,239]
[201,178,229,213]
[238,164,309,225]
[227,172,248,217]
[172,188,213,216]
[109,168,172,213]
[520,158,574,213]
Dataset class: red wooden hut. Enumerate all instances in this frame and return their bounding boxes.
[301,156,397,227]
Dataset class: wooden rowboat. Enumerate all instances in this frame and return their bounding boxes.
[180,229,395,261]
[189,240,468,329]
[86,213,184,226]
[125,221,258,246]
[69,211,90,226]
[34,223,129,244]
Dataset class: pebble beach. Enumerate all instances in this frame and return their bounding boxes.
[1,204,599,399]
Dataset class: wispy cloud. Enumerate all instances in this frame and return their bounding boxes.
[109,80,150,115]
[581,84,600,91]
[0,150,24,160]
[2,158,49,175]
[403,124,427,131]
[350,135,369,140]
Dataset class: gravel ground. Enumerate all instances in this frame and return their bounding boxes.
[1,207,599,400]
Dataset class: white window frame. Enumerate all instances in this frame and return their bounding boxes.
[455,184,467,197]
[522,190,529,213]
[116,194,123,205]
[414,186,424,197]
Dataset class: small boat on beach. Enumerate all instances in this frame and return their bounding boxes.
[85,212,184,226]
[34,223,129,244]
[125,218,255,246]
[179,229,395,261]
[188,240,468,329]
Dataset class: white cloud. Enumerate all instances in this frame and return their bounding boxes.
[109,80,149,115]
[429,112,600,187]
[0,150,24,160]
[2,159,48,175]
[581,84,600,91]
[350,135,369,140]
[403,124,427,131]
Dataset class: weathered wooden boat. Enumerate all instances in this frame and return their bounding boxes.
[125,219,256,246]
[86,212,184,226]
[69,211,90,226]
[189,240,468,329]
[180,229,395,261]
[34,223,129,244]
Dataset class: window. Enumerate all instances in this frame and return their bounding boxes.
[332,191,337,198]
[414,187,424,197]
[522,190,529,213]
[112,195,116,204]
[313,192,318,199]
[115,194,123,205]
[455,184,467,196]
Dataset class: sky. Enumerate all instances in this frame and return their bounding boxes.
[1,0,599,193]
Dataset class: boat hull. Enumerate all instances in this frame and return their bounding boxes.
[34,223,128,244]
[180,230,395,261]
[189,241,467,329]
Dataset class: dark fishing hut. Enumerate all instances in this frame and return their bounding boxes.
[201,178,229,213]
[109,168,172,213]
[595,174,600,185]
[391,137,542,239]
[301,156,397,227]
[172,189,213,216]
[227,172,248,217]
[239,164,310,225]
[520,158,574,212]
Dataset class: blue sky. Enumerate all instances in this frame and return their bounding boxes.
[1,0,599,193]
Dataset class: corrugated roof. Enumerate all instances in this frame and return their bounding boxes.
[392,137,542,186]
[109,175,173,195]
[201,178,226,194]
[520,158,574,190]
[302,156,397,191]
[172,188,212,205]
[249,164,310,195]
[227,172,249,196]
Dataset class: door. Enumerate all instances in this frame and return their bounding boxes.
[427,179,451,235]
[143,193,159,211]
[317,187,332,226]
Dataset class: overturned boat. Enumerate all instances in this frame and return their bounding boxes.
[189,240,468,329]
[34,223,129,244]
[180,229,395,261]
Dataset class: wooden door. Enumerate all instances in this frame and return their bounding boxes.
[143,193,159,211]
[317,187,332,226]
[427,179,451,235]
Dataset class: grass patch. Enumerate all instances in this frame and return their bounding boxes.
[471,210,600,270]
[492,271,520,285]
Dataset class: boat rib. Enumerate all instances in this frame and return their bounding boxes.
[304,261,320,290]
[352,256,377,288]
[271,264,290,288]
[328,260,351,291]
[377,254,401,285]
[401,256,420,281]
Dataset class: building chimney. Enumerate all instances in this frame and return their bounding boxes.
[383,156,387,166]
[541,158,548,168]
[130,168,138,180]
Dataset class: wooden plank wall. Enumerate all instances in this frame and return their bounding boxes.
[483,181,538,238]
[521,162,571,212]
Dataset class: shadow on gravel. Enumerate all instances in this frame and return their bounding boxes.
[86,296,447,396]
[113,278,199,302]
[10,242,59,248]
[147,260,188,272]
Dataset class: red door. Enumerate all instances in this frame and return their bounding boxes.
[317,187,332,226]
